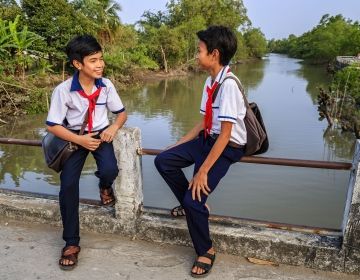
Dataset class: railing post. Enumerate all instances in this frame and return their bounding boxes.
[112,127,143,234]
[342,140,360,273]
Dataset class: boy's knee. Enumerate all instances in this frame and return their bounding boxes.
[182,194,197,210]
[100,166,119,179]
[154,153,166,171]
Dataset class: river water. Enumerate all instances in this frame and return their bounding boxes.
[0,54,356,228]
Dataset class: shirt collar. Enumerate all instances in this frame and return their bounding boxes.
[210,65,230,85]
[70,71,107,92]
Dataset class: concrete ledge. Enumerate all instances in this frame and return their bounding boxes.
[0,191,347,273]
[138,211,344,272]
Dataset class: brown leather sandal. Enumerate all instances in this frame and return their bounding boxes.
[100,187,116,206]
[59,245,81,271]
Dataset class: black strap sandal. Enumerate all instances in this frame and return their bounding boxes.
[100,187,116,206]
[59,245,81,271]
[170,204,210,218]
[191,252,216,278]
[170,205,186,217]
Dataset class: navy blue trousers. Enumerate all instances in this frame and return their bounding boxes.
[59,141,119,246]
[154,133,244,256]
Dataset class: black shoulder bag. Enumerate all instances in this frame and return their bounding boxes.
[42,94,100,172]
[212,76,269,156]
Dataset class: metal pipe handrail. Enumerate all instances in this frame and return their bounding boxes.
[0,138,352,170]
[140,148,352,170]
[0,138,42,146]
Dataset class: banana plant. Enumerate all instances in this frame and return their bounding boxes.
[0,18,12,58]
[7,15,43,79]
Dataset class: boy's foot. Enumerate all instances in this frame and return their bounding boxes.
[170,205,186,217]
[59,245,81,271]
[99,187,116,206]
[170,204,210,218]
[191,248,216,278]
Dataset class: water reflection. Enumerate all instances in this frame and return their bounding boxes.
[0,54,356,228]
[296,62,332,103]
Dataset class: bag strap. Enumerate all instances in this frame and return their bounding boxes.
[78,93,101,135]
[212,76,250,108]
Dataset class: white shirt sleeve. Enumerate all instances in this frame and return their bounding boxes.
[200,77,211,115]
[105,80,125,114]
[46,86,68,126]
[218,79,245,124]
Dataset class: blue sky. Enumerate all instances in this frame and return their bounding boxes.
[118,0,360,39]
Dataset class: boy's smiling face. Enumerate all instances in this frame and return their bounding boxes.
[73,51,105,79]
[196,40,220,70]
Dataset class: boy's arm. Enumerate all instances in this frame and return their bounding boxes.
[189,121,233,202]
[167,121,203,149]
[100,111,127,143]
[47,125,101,151]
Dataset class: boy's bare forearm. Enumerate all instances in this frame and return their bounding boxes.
[112,111,127,130]
[176,121,203,145]
[46,125,82,145]
[199,122,232,174]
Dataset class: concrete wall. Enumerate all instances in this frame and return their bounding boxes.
[0,128,359,274]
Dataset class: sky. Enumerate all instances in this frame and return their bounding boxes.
[118,0,360,39]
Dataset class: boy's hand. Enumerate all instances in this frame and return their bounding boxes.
[100,124,119,143]
[78,132,101,151]
[189,169,211,202]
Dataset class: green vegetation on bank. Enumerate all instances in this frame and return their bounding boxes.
[318,63,360,138]
[0,0,267,117]
[268,14,360,63]
[267,14,360,138]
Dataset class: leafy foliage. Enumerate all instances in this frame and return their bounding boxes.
[269,14,360,63]
[1,0,268,116]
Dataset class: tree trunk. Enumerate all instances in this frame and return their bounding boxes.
[160,45,168,73]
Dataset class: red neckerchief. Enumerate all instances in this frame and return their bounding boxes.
[203,67,231,138]
[204,81,219,138]
[77,86,102,133]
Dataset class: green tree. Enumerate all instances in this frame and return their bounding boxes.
[0,0,22,21]
[21,0,95,66]
[138,0,262,69]
[244,28,267,58]
[72,0,122,44]
[104,24,158,74]
[270,14,360,63]
[141,23,186,72]
[166,0,250,30]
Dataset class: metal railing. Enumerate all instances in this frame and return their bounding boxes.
[0,138,352,170]
[0,137,353,236]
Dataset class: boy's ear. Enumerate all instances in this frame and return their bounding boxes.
[72,59,82,70]
[211,49,220,62]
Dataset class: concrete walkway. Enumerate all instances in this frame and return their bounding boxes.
[0,217,358,280]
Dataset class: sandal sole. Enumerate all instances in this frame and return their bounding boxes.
[59,263,77,271]
[190,269,212,278]
[101,199,116,207]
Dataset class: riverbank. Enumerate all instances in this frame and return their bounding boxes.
[0,57,261,120]
[0,66,191,120]
[1,216,357,280]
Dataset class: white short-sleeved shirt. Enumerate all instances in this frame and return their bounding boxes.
[46,72,125,131]
[200,65,247,145]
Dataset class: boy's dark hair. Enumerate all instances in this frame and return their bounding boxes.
[197,26,237,66]
[65,35,102,65]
